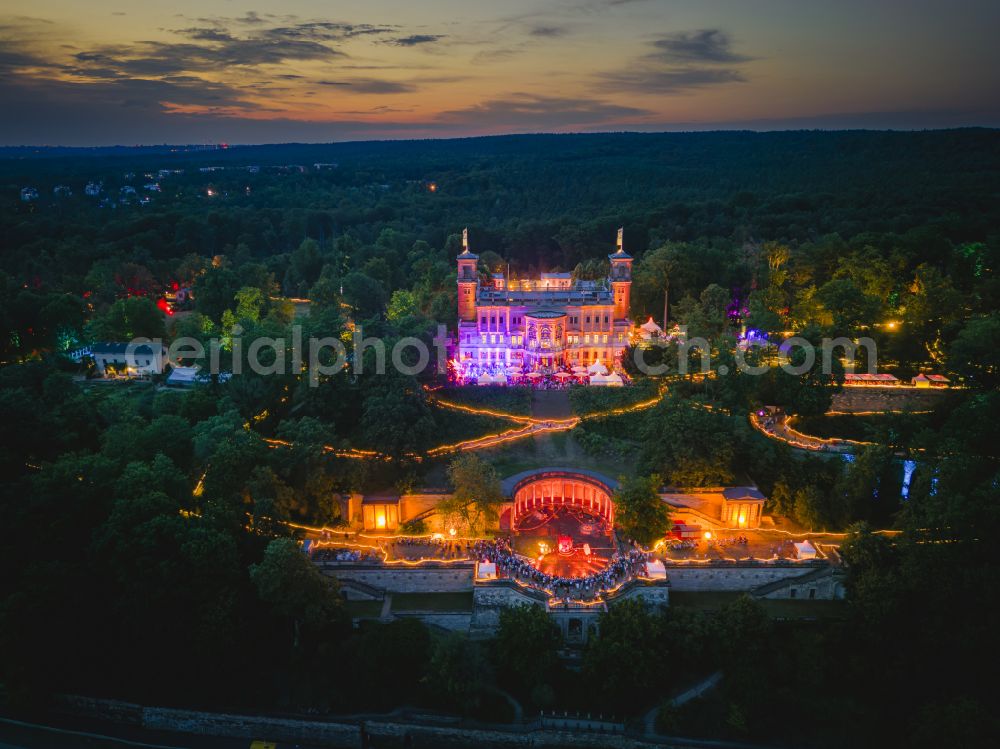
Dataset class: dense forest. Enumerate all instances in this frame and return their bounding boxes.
[1,131,999,747]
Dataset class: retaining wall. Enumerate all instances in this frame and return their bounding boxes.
[664,563,832,593]
[322,564,475,593]
[831,387,950,413]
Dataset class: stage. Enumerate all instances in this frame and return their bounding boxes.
[510,505,614,578]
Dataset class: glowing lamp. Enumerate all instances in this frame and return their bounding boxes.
[449,527,457,537]
[703,531,713,540]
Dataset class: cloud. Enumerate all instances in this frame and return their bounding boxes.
[317,78,417,94]
[529,26,568,38]
[472,47,521,65]
[601,67,745,94]
[596,28,750,94]
[72,35,344,78]
[253,21,395,42]
[388,34,445,47]
[335,105,415,115]
[438,93,651,128]
[649,30,752,64]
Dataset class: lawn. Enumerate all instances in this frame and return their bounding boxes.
[794,412,937,445]
[391,592,474,612]
[669,592,847,619]
[568,379,660,416]
[437,385,533,416]
[344,600,384,618]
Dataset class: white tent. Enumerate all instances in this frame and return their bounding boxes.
[603,372,624,387]
[639,316,664,340]
[589,373,609,386]
[571,365,588,374]
[477,373,500,385]
[793,540,817,560]
[645,559,667,579]
[477,561,497,580]
[166,366,200,387]
[587,361,609,376]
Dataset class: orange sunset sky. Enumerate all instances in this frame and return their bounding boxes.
[2,0,998,144]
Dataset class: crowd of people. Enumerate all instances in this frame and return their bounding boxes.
[312,536,477,565]
[380,536,472,560]
[473,538,650,601]
[714,535,750,547]
[662,538,697,551]
[312,547,382,565]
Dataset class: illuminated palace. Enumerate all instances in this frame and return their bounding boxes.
[456,229,633,370]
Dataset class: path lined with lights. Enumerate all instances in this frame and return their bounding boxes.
[258,385,669,462]
[750,410,933,457]
[750,411,866,453]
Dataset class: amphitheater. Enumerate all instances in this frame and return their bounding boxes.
[312,467,845,642]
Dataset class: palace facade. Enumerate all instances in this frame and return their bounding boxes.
[456,229,633,370]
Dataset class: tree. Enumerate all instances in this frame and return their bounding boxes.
[441,453,505,533]
[583,599,666,713]
[494,604,561,695]
[814,278,879,334]
[194,266,241,322]
[641,399,740,486]
[613,474,670,545]
[341,271,386,319]
[360,374,434,461]
[948,312,1000,389]
[793,484,829,530]
[427,634,491,714]
[386,289,420,322]
[85,296,165,341]
[250,538,346,650]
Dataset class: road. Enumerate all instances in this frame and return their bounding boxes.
[0,716,325,749]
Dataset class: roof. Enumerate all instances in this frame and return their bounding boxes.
[540,272,572,279]
[926,374,950,382]
[362,494,400,505]
[501,467,619,498]
[166,366,200,384]
[722,487,766,502]
[457,249,479,259]
[525,309,567,319]
[476,288,615,307]
[845,372,898,382]
[608,249,632,260]
[640,317,664,335]
[92,341,162,356]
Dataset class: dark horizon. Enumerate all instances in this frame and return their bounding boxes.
[3,125,999,155]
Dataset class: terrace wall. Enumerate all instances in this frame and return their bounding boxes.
[322,562,839,599]
[664,563,834,594]
[831,387,949,413]
[321,564,475,594]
